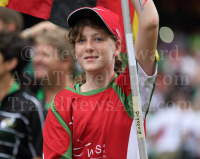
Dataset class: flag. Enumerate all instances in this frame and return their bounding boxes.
[0,0,98,29]
[2,0,53,19]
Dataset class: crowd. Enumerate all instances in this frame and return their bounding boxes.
[146,31,200,159]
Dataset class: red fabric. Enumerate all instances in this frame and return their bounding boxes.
[97,0,135,53]
[6,0,53,19]
[115,65,131,97]
[43,94,73,158]
[43,66,134,158]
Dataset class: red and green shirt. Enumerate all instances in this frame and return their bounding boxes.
[43,63,157,159]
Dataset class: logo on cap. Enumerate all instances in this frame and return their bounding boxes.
[116,29,121,38]
[94,8,105,12]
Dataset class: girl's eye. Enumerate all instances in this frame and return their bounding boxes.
[94,37,102,41]
[77,39,85,43]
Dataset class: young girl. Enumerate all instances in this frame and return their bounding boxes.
[43,0,159,158]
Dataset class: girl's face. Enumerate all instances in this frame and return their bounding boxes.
[74,26,121,74]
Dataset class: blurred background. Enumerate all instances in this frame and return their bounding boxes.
[146,0,200,159]
[2,0,200,158]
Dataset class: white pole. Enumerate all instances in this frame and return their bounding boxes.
[120,0,148,159]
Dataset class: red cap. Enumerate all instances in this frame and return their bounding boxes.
[67,6,122,39]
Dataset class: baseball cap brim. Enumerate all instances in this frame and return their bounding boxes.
[67,7,110,31]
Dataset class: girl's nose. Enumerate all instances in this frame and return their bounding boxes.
[85,40,94,53]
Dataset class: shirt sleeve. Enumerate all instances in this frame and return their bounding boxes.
[43,93,72,159]
[116,61,158,119]
[137,62,158,119]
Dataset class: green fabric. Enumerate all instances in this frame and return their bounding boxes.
[65,86,77,93]
[36,87,51,109]
[22,61,34,76]
[51,99,72,159]
[36,87,44,101]
[111,82,134,119]
[74,74,117,96]
[76,83,106,96]
[9,81,19,94]
[120,52,128,69]
[0,81,19,107]
[45,103,51,109]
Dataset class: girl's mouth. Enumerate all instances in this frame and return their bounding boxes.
[85,55,99,61]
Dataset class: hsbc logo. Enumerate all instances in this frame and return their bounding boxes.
[87,144,106,158]
[73,141,106,158]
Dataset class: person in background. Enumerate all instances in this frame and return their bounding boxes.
[0,32,45,159]
[0,6,24,33]
[30,26,75,109]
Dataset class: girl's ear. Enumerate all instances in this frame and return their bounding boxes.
[114,40,121,57]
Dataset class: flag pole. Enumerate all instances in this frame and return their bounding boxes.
[120,0,148,159]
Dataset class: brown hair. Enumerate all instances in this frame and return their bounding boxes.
[68,15,124,84]
[0,7,24,31]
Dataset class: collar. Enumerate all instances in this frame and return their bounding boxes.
[75,73,117,95]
